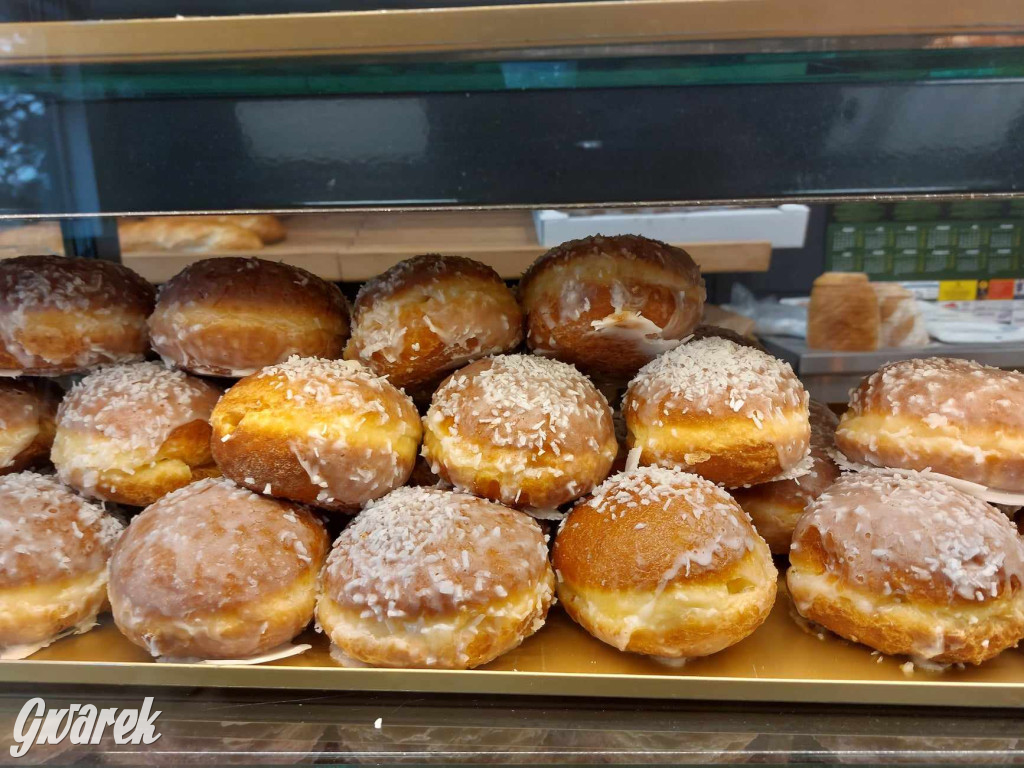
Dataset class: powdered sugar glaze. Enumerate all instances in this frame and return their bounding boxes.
[794,469,1024,604]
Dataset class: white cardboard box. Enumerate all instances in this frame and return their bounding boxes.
[532,205,810,248]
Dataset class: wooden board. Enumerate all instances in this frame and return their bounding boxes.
[117,211,771,282]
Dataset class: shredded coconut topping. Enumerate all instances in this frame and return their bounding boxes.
[796,469,1024,603]
[322,486,550,620]
[625,337,807,422]
[0,472,123,588]
[427,354,613,452]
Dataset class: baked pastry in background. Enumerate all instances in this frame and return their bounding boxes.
[345,254,523,395]
[422,354,617,513]
[52,362,221,506]
[872,282,929,348]
[0,472,123,649]
[0,378,60,474]
[0,223,63,255]
[317,486,554,669]
[108,477,328,660]
[623,336,810,487]
[211,356,421,513]
[732,400,840,554]
[119,214,285,252]
[836,357,1024,491]
[0,255,155,376]
[788,469,1024,664]
[553,466,777,658]
[148,256,349,377]
[520,235,705,382]
[807,272,880,351]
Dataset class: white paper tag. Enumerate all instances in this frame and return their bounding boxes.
[0,617,98,660]
[829,449,1024,506]
[157,643,311,666]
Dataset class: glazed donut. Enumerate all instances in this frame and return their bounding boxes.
[422,354,617,512]
[344,254,523,395]
[623,336,810,487]
[732,400,840,554]
[0,378,60,474]
[149,256,350,377]
[687,324,765,352]
[317,486,554,669]
[788,469,1024,664]
[108,477,329,659]
[552,466,777,658]
[211,356,421,513]
[836,357,1024,491]
[0,472,123,648]
[519,235,705,381]
[51,362,222,506]
[0,255,155,376]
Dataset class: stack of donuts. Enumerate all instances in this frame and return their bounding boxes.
[1,236,1022,673]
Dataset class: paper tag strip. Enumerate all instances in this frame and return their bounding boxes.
[0,617,98,661]
[829,448,1024,507]
[157,643,312,666]
[726,446,814,490]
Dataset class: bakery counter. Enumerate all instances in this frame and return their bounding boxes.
[0,684,1021,765]
[762,335,1024,402]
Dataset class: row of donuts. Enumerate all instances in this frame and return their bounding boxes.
[3,453,1022,667]
[0,234,704,389]
[3,342,1024,667]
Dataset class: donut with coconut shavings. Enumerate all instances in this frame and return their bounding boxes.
[211,356,421,513]
[0,255,155,376]
[52,362,222,506]
[148,257,349,378]
[108,477,329,660]
[553,466,776,659]
[422,354,617,512]
[624,336,810,487]
[788,469,1024,664]
[317,486,553,669]
[0,472,123,648]
[837,357,1024,491]
[519,234,705,383]
[732,400,840,554]
[344,254,523,397]
[0,378,61,474]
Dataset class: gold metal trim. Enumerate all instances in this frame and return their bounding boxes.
[0,662,1022,708]
[2,0,1024,65]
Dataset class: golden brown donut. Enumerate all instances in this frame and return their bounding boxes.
[211,356,421,513]
[148,256,350,377]
[520,235,705,382]
[0,378,60,474]
[732,400,840,554]
[108,477,329,659]
[788,469,1024,665]
[344,254,523,395]
[422,354,617,513]
[0,472,123,648]
[623,336,810,487]
[836,357,1024,491]
[52,362,222,506]
[317,486,554,669]
[0,255,155,376]
[553,466,777,658]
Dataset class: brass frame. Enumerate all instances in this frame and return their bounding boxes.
[2,0,1024,66]
[0,661,1021,707]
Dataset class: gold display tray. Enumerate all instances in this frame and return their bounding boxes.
[4,582,1024,708]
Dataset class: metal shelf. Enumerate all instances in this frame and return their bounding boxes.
[763,335,1024,402]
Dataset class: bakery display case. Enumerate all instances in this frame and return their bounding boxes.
[3,1,1024,765]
